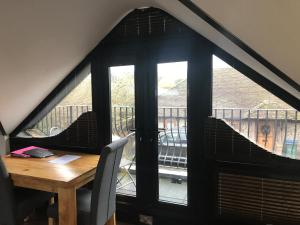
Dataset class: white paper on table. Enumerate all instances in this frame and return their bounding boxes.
[48,155,81,165]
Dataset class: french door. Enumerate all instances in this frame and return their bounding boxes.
[109,59,189,206]
[92,35,212,224]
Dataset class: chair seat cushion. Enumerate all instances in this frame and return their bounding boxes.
[15,187,51,222]
[48,188,92,225]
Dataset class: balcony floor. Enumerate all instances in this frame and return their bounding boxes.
[117,174,187,205]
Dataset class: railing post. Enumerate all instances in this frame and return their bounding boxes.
[292,111,298,158]
[264,110,269,148]
[239,109,242,132]
[125,107,128,132]
[282,110,288,156]
[247,110,250,138]
[69,106,73,126]
[131,107,134,130]
[272,110,278,153]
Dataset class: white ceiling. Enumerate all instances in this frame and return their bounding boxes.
[0,0,299,134]
[192,0,300,85]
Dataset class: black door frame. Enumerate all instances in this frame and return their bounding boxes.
[92,34,213,225]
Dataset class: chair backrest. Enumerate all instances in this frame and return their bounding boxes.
[90,137,128,225]
[0,157,16,225]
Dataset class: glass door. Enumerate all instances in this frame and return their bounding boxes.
[157,61,188,205]
[109,61,189,206]
[109,65,136,196]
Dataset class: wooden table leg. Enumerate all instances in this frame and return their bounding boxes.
[58,187,77,225]
[48,196,56,225]
[105,213,116,225]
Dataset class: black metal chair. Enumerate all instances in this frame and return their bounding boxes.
[0,157,52,225]
[48,137,128,225]
[117,132,136,191]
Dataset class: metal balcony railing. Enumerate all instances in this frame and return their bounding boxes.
[33,106,300,164]
[213,108,299,159]
[34,105,92,136]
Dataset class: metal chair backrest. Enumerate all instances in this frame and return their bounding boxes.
[90,137,128,225]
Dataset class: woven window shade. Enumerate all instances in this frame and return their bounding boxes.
[205,117,300,224]
[218,172,300,224]
[46,111,98,149]
[10,111,99,153]
[106,8,191,42]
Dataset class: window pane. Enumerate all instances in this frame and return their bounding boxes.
[18,73,92,137]
[110,65,136,197]
[157,61,188,205]
[213,55,299,159]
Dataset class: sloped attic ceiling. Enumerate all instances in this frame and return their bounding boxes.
[0,0,150,134]
[192,0,300,86]
[0,0,299,134]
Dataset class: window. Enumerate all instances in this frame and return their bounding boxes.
[18,71,92,137]
[213,55,299,159]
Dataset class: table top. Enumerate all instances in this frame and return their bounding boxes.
[2,150,100,190]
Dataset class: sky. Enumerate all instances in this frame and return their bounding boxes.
[212,55,231,68]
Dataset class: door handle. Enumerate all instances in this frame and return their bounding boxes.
[158,128,166,133]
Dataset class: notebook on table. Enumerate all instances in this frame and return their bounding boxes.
[11,146,54,158]
[24,148,54,158]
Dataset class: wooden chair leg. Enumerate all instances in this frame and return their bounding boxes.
[105,213,116,225]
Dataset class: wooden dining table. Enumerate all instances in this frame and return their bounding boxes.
[2,150,100,225]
